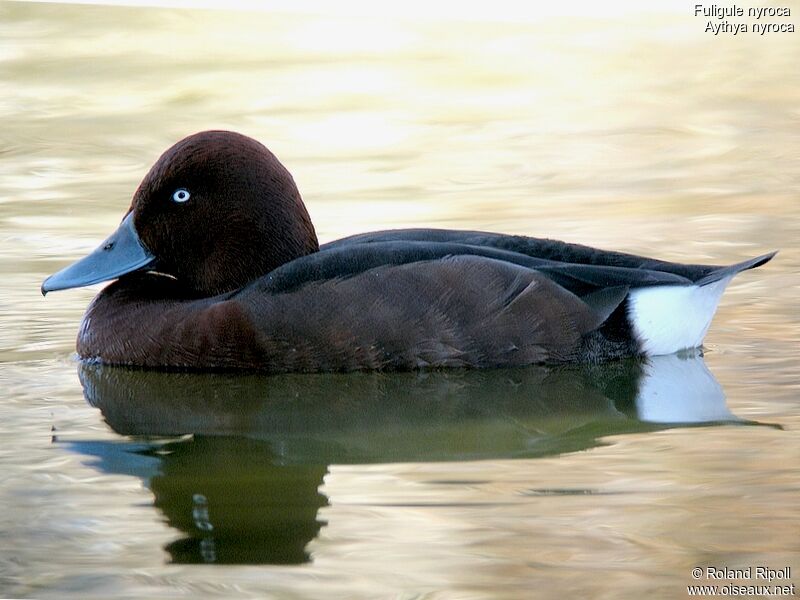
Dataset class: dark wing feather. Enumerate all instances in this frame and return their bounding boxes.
[321,228,742,283]
[251,239,690,299]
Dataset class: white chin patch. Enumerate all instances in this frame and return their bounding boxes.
[627,276,734,356]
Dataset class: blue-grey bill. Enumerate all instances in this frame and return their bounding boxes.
[41,212,155,295]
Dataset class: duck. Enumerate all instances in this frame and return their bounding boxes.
[42,130,776,372]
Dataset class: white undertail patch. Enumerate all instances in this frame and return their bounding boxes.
[627,276,734,356]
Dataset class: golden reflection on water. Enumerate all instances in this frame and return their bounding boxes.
[1,1,799,599]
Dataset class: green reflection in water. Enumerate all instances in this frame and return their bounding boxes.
[65,355,769,565]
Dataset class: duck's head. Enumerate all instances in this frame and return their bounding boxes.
[42,130,319,296]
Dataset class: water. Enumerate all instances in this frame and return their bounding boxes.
[1,2,799,598]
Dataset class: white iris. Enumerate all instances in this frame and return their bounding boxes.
[172,188,190,203]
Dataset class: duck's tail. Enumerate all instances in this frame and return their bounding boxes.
[694,251,777,286]
[626,251,776,356]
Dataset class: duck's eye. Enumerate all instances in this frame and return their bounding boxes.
[172,188,191,203]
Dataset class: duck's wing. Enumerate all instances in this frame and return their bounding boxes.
[262,235,775,300]
[241,254,633,368]
[310,231,776,359]
[321,228,776,285]
[223,231,777,369]
[258,239,693,301]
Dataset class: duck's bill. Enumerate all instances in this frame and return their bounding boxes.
[41,212,155,295]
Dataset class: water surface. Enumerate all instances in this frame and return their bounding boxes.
[1,2,798,598]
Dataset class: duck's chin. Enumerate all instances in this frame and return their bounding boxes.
[110,271,195,298]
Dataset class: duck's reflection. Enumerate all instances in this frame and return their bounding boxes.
[153,437,328,565]
[69,354,739,565]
